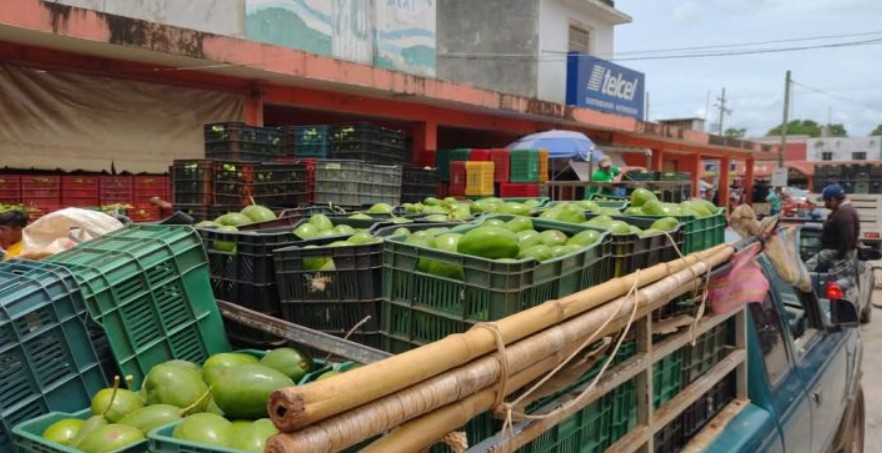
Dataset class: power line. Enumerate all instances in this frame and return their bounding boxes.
[613,30,882,56]
[791,80,882,111]
[438,37,882,62]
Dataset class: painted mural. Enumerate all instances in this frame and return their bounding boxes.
[374,0,436,76]
[245,0,436,76]
[246,0,333,56]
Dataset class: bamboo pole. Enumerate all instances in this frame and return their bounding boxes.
[358,279,702,453]
[269,245,731,432]
[267,249,731,453]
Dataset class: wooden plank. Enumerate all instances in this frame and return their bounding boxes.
[216,299,392,363]
[680,399,750,453]
[651,311,732,364]
[636,315,654,452]
[735,309,749,399]
[654,350,747,430]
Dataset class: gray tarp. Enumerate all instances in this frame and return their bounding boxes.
[0,64,245,173]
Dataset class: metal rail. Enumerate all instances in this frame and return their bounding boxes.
[216,299,392,364]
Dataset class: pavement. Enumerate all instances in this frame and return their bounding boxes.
[863,279,882,452]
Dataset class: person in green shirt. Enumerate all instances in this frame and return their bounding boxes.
[766,187,782,216]
[586,156,619,199]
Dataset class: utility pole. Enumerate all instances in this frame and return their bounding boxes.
[713,88,732,135]
[778,70,791,166]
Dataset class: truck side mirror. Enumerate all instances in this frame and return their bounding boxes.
[859,247,882,261]
[830,299,860,328]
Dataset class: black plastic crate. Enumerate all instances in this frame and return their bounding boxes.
[214,161,308,207]
[402,166,439,203]
[172,160,214,206]
[329,123,408,164]
[625,170,659,182]
[175,204,211,222]
[654,415,684,453]
[682,322,731,384]
[217,282,284,345]
[682,372,736,439]
[203,123,285,161]
[274,238,383,345]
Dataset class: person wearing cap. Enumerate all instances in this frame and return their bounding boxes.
[805,184,860,272]
[586,155,619,199]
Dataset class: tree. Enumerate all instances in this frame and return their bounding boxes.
[766,119,847,137]
[724,127,746,138]
[871,124,882,136]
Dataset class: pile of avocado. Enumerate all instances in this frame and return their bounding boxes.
[38,348,351,453]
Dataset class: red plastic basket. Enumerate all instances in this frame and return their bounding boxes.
[0,175,21,204]
[99,176,133,205]
[133,176,170,203]
[437,182,449,199]
[499,183,541,198]
[61,176,99,207]
[449,161,467,196]
[21,175,61,208]
[487,148,510,182]
[469,149,491,161]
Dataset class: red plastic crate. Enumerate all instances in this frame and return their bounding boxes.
[0,175,21,204]
[499,183,541,198]
[61,176,99,207]
[487,148,511,182]
[21,175,61,199]
[469,149,492,161]
[449,161,467,196]
[437,182,449,199]
[126,204,161,222]
[99,176,133,205]
[133,176,170,203]
[23,203,61,220]
[302,159,316,204]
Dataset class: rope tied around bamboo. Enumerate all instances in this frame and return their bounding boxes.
[493,268,644,453]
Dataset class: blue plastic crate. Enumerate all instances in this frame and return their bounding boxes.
[0,261,109,453]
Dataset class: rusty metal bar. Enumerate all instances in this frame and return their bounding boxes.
[217,300,392,364]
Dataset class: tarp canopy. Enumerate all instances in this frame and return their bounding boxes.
[0,64,245,173]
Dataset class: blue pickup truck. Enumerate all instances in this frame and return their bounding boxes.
[706,228,878,453]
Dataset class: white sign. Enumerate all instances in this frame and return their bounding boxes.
[771,168,789,187]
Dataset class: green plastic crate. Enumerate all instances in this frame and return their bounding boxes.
[510,149,541,183]
[584,215,685,278]
[381,216,611,351]
[544,200,628,212]
[14,408,147,453]
[631,209,726,254]
[0,261,111,453]
[654,349,684,409]
[47,225,232,389]
[436,149,471,181]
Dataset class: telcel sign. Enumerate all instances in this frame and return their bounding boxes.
[566,52,646,120]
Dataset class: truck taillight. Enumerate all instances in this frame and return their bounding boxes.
[865,232,880,239]
[826,282,844,300]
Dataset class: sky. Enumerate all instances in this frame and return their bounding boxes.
[612,0,882,138]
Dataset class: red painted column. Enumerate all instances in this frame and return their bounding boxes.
[745,157,756,206]
[651,148,664,171]
[690,154,702,199]
[245,82,264,126]
[719,156,731,212]
[412,120,438,167]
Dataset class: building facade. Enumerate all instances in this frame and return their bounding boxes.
[437,0,630,103]
[805,136,882,162]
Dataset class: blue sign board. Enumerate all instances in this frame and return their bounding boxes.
[566,52,646,120]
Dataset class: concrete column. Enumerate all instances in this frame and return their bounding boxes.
[412,120,438,167]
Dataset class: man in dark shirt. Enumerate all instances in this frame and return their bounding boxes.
[806,184,860,272]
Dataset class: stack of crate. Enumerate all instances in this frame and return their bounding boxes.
[437,147,548,198]
[172,122,307,221]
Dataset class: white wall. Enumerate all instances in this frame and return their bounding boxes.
[537,0,616,103]
[806,137,882,162]
[54,0,245,37]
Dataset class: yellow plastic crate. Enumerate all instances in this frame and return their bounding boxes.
[465,161,495,196]
[539,148,549,183]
